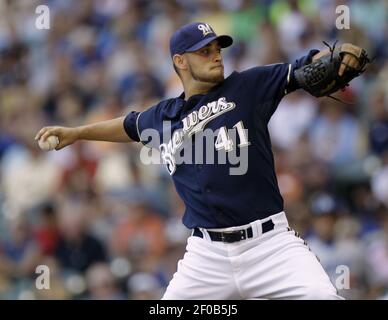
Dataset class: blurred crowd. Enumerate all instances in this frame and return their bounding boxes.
[0,0,387,300]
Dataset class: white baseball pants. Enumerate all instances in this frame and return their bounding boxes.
[162,212,343,300]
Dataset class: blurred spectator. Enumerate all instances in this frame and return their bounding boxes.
[276,0,310,58]
[55,199,107,273]
[0,217,42,279]
[59,142,99,199]
[306,192,366,299]
[127,272,164,300]
[269,91,317,150]
[85,262,126,300]
[32,202,60,256]
[109,201,167,265]
[308,99,367,168]
[1,135,61,219]
[274,147,304,204]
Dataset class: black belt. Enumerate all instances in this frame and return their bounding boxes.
[193,219,275,243]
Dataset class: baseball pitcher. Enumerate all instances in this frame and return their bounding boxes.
[35,22,370,299]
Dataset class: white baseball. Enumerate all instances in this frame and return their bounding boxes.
[38,135,59,151]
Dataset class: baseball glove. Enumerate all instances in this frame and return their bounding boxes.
[294,41,370,100]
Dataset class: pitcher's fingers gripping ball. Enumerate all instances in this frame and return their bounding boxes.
[38,135,59,151]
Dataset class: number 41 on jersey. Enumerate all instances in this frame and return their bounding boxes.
[215,121,250,152]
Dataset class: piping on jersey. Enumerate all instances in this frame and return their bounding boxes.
[285,64,292,95]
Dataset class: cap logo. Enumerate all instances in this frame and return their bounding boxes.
[197,23,213,37]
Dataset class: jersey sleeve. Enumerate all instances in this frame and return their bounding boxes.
[123,111,141,142]
[123,102,164,147]
[240,49,319,122]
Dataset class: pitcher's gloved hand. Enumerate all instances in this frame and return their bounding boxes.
[294,42,371,98]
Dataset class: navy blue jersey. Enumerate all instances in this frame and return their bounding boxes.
[124,50,318,229]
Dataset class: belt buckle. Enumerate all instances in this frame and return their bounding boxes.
[220,230,234,243]
[220,229,247,243]
[220,231,233,242]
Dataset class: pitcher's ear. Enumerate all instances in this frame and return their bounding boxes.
[173,54,187,71]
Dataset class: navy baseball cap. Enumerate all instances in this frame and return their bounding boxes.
[170,22,233,57]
